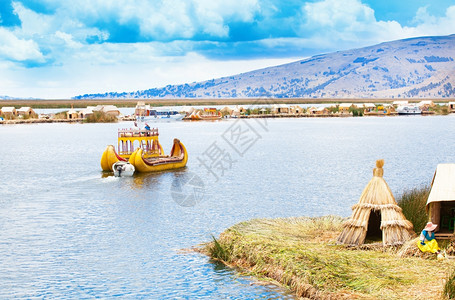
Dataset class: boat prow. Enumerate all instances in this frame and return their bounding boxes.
[130,139,188,172]
[101,145,126,171]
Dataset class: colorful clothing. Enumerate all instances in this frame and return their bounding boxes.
[417,230,440,253]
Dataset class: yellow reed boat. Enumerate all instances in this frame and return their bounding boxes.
[190,108,222,120]
[100,127,187,173]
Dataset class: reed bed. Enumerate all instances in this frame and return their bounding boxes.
[397,185,431,233]
[206,216,453,299]
[84,111,118,123]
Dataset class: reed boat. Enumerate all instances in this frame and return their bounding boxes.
[101,127,187,173]
[190,108,222,120]
[129,138,188,172]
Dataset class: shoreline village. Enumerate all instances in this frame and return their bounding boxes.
[1,100,454,124]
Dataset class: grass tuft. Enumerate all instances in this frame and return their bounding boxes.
[210,235,230,262]
[85,111,118,123]
[444,268,455,299]
[397,185,430,233]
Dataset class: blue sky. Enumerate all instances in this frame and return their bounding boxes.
[0,0,454,98]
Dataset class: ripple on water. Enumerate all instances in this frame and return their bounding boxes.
[0,117,454,298]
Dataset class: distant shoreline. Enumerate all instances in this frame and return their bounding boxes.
[1,98,454,109]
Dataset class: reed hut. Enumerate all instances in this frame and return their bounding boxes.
[289,105,303,114]
[426,164,455,238]
[67,107,79,119]
[78,107,94,119]
[315,106,329,115]
[338,103,354,114]
[135,101,147,116]
[17,107,36,117]
[337,160,414,246]
[272,104,289,114]
[102,105,120,117]
[449,102,455,113]
[220,106,233,116]
[1,106,16,118]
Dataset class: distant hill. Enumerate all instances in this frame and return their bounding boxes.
[75,34,455,99]
[0,96,19,100]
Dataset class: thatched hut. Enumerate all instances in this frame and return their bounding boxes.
[67,107,79,119]
[337,160,414,246]
[426,164,455,238]
[338,103,354,114]
[449,102,455,113]
[220,106,233,116]
[1,107,17,118]
[17,107,36,118]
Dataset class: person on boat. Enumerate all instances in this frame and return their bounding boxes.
[417,222,440,254]
[144,123,151,136]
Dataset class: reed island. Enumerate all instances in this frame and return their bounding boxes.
[203,161,455,299]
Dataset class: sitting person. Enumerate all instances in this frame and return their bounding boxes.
[417,222,440,254]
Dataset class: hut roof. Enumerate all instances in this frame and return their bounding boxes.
[337,160,414,246]
[102,105,119,112]
[273,104,288,108]
[93,105,104,111]
[418,100,434,106]
[17,107,32,112]
[339,103,353,108]
[426,164,455,205]
[1,107,16,112]
[79,107,93,114]
[220,106,232,112]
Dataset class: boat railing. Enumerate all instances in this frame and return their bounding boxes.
[118,128,159,137]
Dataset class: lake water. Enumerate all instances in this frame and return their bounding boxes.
[1,115,455,298]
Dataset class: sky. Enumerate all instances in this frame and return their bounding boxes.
[0,0,454,99]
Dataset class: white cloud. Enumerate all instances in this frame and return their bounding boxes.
[300,0,455,50]
[1,0,455,98]
[13,0,260,41]
[409,5,455,36]
[303,0,375,29]
[54,31,83,49]
[0,27,43,62]
[0,50,296,98]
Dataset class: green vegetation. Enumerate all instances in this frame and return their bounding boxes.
[430,105,450,115]
[327,105,339,113]
[53,111,68,119]
[206,215,453,299]
[0,113,36,120]
[349,106,364,116]
[397,185,431,233]
[85,111,118,123]
[444,268,455,299]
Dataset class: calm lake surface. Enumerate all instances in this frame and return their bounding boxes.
[1,116,455,298]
